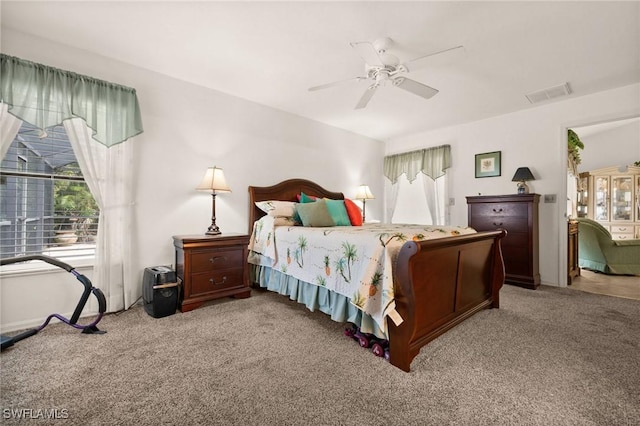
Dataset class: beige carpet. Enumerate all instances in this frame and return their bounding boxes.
[1,284,639,425]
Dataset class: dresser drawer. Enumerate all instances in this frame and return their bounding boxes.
[190,248,244,273]
[501,231,529,248]
[469,203,528,217]
[190,268,245,296]
[471,216,529,233]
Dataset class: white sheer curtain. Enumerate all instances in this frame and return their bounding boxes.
[384,179,400,223]
[0,103,22,158]
[384,145,451,224]
[422,174,448,225]
[64,118,135,312]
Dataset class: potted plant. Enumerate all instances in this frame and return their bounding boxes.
[568,129,584,176]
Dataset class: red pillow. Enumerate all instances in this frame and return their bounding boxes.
[344,199,363,226]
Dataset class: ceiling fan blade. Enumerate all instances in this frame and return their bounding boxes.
[392,77,439,100]
[400,45,465,73]
[350,41,384,67]
[355,85,378,109]
[308,76,366,92]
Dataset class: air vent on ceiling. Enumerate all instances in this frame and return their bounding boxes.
[525,82,572,104]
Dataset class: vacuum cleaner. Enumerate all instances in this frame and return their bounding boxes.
[0,254,107,351]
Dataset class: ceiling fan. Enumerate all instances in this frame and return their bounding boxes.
[309,37,464,109]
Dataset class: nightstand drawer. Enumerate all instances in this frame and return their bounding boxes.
[190,268,244,296]
[469,203,528,217]
[191,248,244,273]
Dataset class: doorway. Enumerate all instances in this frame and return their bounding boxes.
[564,115,640,295]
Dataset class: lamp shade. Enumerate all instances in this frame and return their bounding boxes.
[511,167,535,182]
[196,166,231,193]
[354,185,374,200]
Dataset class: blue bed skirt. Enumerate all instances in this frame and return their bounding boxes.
[249,264,387,339]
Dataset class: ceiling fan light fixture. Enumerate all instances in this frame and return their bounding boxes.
[310,37,462,109]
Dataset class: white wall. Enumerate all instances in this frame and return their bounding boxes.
[386,83,640,287]
[577,120,640,173]
[0,29,385,332]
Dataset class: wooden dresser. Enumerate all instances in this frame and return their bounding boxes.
[173,233,250,312]
[467,194,540,289]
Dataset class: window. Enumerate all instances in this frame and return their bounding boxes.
[0,122,99,262]
[384,145,451,225]
[391,173,447,225]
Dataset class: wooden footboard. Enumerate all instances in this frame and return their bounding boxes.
[389,230,506,372]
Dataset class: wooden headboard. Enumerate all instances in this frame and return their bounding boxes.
[248,178,344,233]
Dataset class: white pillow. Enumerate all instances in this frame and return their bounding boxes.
[255,200,296,219]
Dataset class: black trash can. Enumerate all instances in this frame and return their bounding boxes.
[142,266,179,318]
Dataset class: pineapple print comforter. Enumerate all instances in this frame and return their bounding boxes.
[248,215,476,335]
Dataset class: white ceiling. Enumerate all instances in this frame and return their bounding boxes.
[2,1,639,141]
[571,117,640,139]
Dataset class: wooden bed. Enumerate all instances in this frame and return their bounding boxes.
[248,178,506,372]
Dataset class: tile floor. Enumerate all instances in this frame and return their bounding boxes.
[569,269,640,301]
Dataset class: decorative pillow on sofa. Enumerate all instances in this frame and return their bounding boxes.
[324,199,352,226]
[296,199,335,227]
[344,199,363,226]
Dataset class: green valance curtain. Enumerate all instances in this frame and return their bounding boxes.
[0,53,143,147]
[384,144,451,184]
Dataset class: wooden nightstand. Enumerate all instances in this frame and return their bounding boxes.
[172,233,250,312]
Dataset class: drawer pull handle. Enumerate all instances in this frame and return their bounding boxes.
[493,222,503,227]
[209,276,227,286]
[492,208,503,213]
[209,256,227,264]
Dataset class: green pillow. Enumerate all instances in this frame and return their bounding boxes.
[296,199,335,227]
[324,199,351,226]
[299,192,316,203]
[294,192,316,224]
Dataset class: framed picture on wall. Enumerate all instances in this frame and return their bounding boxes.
[475,151,501,178]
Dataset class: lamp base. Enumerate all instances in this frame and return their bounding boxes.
[206,192,221,235]
[205,224,221,235]
[517,182,530,194]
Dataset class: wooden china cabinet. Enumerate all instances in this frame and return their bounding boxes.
[581,165,640,240]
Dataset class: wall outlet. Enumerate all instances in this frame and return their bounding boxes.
[449,198,455,206]
[544,194,557,203]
